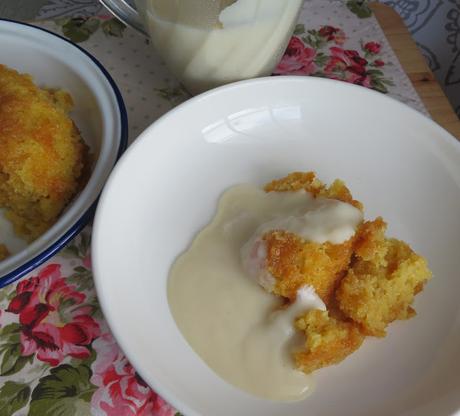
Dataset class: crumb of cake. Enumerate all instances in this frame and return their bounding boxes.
[321,179,363,211]
[0,64,88,241]
[263,230,354,305]
[264,172,363,210]
[259,171,432,373]
[0,244,9,261]
[337,237,432,337]
[352,217,388,264]
[294,309,364,373]
[264,172,325,196]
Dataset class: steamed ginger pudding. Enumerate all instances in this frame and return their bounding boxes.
[167,172,432,400]
[0,64,88,256]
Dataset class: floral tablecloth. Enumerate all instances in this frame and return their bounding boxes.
[0,1,429,415]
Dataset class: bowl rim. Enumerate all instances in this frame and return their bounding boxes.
[0,18,129,288]
[92,75,460,416]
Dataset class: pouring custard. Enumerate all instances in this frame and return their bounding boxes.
[168,172,432,401]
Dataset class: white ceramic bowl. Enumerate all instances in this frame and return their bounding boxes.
[92,76,460,416]
[0,19,128,286]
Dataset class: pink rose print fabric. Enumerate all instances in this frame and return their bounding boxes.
[0,231,180,416]
[7,264,100,366]
[274,25,394,93]
[91,333,176,416]
[274,36,317,75]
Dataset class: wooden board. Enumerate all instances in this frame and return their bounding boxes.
[371,2,460,140]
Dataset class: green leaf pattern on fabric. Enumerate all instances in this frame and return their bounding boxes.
[153,85,190,106]
[29,364,96,416]
[61,17,101,43]
[346,0,373,19]
[101,18,126,37]
[0,324,33,377]
[1,346,33,377]
[62,230,91,259]
[55,17,126,43]
[293,23,306,35]
[0,381,31,415]
[67,266,95,292]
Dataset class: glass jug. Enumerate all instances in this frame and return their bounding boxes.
[101,0,303,94]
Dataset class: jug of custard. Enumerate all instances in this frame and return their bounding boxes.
[102,0,303,94]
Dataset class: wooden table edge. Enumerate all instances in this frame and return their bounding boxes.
[371,2,460,140]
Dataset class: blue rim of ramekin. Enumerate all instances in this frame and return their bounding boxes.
[0,18,129,288]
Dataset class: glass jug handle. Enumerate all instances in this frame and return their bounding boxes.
[99,0,149,38]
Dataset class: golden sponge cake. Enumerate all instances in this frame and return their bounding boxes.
[0,64,88,243]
